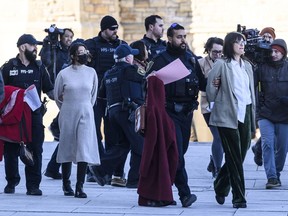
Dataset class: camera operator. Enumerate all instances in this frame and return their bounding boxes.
[39,27,74,180]
[254,39,288,189]
[249,27,276,167]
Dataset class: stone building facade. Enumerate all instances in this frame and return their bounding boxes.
[1,0,288,141]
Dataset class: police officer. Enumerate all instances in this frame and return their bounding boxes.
[1,34,54,195]
[40,28,74,180]
[85,15,127,184]
[141,15,166,61]
[89,44,144,188]
[146,23,206,207]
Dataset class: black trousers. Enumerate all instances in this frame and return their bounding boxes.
[94,107,144,184]
[4,112,44,190]
[167,110,193,199]
[214,105,252,204]
[92,98,124,177]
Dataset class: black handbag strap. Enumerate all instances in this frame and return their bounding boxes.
[19,115,29,144]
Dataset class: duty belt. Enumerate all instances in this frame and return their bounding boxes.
[107,102,122,110]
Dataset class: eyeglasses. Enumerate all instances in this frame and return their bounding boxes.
[234,40,246,46]
[211,50,222,54]
[109,26,118,31]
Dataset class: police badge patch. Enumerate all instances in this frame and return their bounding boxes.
[9,70,18,76]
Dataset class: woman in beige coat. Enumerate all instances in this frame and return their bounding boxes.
[54,42,100,198]
[206,32,255,208]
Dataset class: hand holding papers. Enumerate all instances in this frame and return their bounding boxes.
[153,58,190,85]
[24,85,42,111]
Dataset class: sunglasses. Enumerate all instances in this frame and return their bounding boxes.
[170,23,179,28]
[211,50,222,54]
[109,26,118,31]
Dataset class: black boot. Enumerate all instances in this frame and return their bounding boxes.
[75,181,87,198]
[75,162,88,198]
[62,162,74,196]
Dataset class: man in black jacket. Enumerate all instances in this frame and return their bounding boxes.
[85,15,128,186]
[1,34,54,195]
[141,15,166,61]
[146,23,206,207]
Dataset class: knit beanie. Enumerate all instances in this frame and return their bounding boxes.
[271,39,287,56]
[100,15,118,31]
[259,27,276,39]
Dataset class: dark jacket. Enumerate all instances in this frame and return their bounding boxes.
[85,32,127,86]
[147,44,206,106]
[39,41,70,83]
[137,76,178,203]
[100,62,144,106]
[255,59,288,123]
[141,35,166,61]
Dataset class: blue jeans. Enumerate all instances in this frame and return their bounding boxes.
[203,113,223,169]
[258,119,288,179]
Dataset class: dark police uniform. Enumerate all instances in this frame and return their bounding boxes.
[1,56,53,192]
[146,45,206,202]
[39,40,71,178]
[85,33,127,150]
[141,34,166,61]
[94,61,144,186]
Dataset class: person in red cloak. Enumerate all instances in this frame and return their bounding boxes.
[138,76,179,207]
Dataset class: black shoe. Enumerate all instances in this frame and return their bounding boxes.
[4,185,15,194]
[266,178,281,189]
[44,170,62,179]
[63,182,74,196]
[233,203,247,208]
[170,200,177,205]
[139,200,168,207]
[104,175,112,185]
[88,166,106,186]
[207,155,215,173]
[180,194,197,207]
[126,182,138,188]
[252,144,263,166]
[75,182,87,198]
[26,188,42,196]
[215,195,225,205]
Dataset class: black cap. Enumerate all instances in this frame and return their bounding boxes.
[100,15,118,31]
[114,44,139,59]
[17,34,42,47]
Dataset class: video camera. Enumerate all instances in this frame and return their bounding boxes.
[237,24,271,65]
[44,24,64,45]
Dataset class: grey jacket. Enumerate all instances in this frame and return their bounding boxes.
[0,73,4,103]
[206,58,256,132]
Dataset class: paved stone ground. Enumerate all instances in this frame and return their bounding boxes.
[0,141,287,216]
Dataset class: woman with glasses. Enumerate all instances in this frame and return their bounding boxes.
[206,32,256,208]
[54,42,100,198]
[198,37,224,178]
